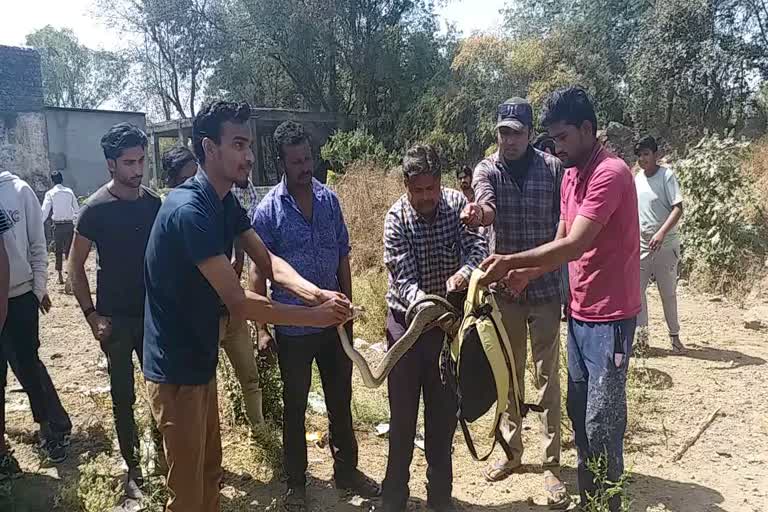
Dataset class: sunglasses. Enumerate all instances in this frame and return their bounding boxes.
[497,103,532,122]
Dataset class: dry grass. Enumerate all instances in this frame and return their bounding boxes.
[333,162,404,274]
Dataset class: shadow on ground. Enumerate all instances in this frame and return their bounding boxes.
[646,344,765,368]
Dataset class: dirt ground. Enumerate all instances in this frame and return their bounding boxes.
[2,257,768,511]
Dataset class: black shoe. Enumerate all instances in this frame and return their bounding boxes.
[0,451,22,480]
[125,466,144,500]
[282,486,307,512]
[335,469,381,498]
[40,439,66,463]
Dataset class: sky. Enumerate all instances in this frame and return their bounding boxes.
[0,0,509,50]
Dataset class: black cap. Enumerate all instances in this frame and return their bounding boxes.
[496,97,533,132]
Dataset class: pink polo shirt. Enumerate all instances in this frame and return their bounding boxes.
[561,144,641,322]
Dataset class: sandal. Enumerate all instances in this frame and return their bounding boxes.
[544,476,571,510]
[483,459,521,482]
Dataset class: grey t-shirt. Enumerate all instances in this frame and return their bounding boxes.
[634,166,683,251]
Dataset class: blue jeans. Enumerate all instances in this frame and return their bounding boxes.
[566,316,636,511]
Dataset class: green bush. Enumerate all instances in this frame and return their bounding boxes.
[675,135,768,290]
[321,129,396,172]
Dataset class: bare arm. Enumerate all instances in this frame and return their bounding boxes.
[480,216,603,285]
[69,233,94,312]
[650,204,683,251]
[198,254,349,327]
[239,229,327,305]
[337,255,352,301]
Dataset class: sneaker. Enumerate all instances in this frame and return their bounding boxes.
[40,439,67,464]
[335,469,381,498]
[282,486,307,512]
[124,466,145,500]
[0,451,22,480]
[670,335,685,353]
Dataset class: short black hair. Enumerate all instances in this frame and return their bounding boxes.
[403,144,441,180]
[456,165,472,179]
[540,86,598,137]
[532,133,556,154]
[100,123,148,160]
[162,145,197,185]
[634,135,658,155]
[274,121,310,159]
[192,100,251,164]
[51,171,63,185]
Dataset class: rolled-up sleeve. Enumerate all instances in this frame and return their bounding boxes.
[384,209,424,308]
[473,160,496,213]
[457,207,489,280]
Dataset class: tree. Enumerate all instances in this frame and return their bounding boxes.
[96,0,217,119]
[25,26,127,109]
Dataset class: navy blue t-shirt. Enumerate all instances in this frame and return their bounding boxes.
[143,171,251,385]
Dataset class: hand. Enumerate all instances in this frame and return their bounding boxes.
[460,203,483,227]
[310,296,352,328]
[499,269,530,297]
[478,254,515,287]
[649,231,665,251]
[232,258,244,278]
[256,326,277,364]
[446,273,469,292]
[312,288,348,307]
[87,313,112,341]
[38,294,52,314]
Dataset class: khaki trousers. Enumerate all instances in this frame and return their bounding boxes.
[219,320,265,426]
[147,378,222,512]
[496,297,562,474]
[639,243,681,336]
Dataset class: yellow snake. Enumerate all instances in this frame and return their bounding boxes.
[337,295,460,388]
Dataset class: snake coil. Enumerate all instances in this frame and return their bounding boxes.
[337,295,459,388]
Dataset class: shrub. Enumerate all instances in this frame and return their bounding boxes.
[675,135,768,291]
[321,129,396,173]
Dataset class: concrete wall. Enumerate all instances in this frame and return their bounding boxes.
[0,45,51,200]
[45,107,147,197]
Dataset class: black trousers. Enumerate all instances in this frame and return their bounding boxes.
[0,292,56,441]
[277,328,358,487]
[101,316,145,469]
[53,221,74,272]
[382,309,458,510]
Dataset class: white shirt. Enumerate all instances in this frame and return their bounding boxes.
[41,184,79,222]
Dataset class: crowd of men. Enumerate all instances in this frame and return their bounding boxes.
[0,85,685,512]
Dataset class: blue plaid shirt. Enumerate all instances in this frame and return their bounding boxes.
[473,148,563,304]
[251,178,351,336]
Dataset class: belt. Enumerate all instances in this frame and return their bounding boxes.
[54,220,74,224]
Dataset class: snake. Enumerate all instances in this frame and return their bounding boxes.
[337,295,460,388]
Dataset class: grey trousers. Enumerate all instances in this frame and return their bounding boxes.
[496,296,562,474]
[638,243,680,336]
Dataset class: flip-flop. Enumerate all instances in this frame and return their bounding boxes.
[545,478,571,510]
[483,460,521,482]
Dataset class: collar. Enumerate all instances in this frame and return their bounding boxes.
[276,177,323,202]
[195,166,224,214]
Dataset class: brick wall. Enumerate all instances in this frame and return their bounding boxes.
[0,45,44,113]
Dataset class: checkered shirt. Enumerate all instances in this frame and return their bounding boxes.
[473,148,563,304]
[384,188,488,313]
[231,179,260,220]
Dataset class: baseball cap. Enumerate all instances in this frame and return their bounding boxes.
[496,97,533,132]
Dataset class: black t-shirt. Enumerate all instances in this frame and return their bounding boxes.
[75,185,161,317]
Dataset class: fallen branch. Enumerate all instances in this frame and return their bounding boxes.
[671,407,722,462]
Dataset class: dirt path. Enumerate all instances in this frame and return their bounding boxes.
[2,259,768,511]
